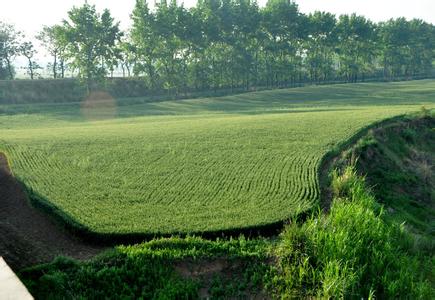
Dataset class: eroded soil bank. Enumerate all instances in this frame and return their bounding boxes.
[334,115,434,236]
[0,153,104,271]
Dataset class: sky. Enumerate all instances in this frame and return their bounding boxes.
[1,0,434,70]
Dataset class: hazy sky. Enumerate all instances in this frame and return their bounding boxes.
[1,0,434,67]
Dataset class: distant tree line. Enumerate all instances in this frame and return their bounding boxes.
[1,0,434,94]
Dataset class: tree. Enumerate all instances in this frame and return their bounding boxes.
[408,19,435,77]
[37,25,67,78]
[379,18,411,78]
[379,18,435,79]
[304,12,337,82]
[226,0,261,90]
[131,0,160,87]
[262,0,303,87]
[20,41,40,79]
[152,0,190,94]
[118,36,137,77]
[336,14,377,82]
[58,2,122,90]
[65,0,433,93]
[190,0,227,90]
[0,21,22,79]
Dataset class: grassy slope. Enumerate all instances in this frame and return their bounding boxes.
[0,80,434,235]
[272,165,433,299]
[336,113,435,237]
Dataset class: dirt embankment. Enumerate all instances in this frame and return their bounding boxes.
[0,153,104,271]
[330,115,434,236]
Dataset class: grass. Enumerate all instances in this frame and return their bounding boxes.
[20,164,434,299]
[0,80,434,235]
[271,166,433,298]
[20,236,272,299]
[337,114,435,237]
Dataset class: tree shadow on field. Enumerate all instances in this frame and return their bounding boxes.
[1,81,434,126]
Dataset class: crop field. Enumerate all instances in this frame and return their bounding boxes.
[0,80,434,235]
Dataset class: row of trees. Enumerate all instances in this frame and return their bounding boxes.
[0,22,41,80]
[1,0,434,93]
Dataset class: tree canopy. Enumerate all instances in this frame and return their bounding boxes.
[0,21,22,79]
[56,2,122,88]
[0,0,434,94]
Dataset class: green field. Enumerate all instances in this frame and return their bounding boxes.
[1,80,434,235]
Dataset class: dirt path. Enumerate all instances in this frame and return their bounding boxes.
[0,153,104,271]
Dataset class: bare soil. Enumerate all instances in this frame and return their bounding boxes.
[175,257,270,299]
[0,153,104,271]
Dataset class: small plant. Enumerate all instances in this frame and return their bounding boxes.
[402,126,417,141]
[419,106,430,118]
[331,165,362,198]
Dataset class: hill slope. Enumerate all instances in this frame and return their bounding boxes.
[338,113,434,237]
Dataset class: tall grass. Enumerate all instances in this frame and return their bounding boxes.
[271,166,433,298]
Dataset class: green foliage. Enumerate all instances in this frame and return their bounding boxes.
[0,21,22,79]
[57,2,122,88]
[345,115,435,236]
[331,165,364,199]
[20,236,270,299]
[0,80,434,235]
[336,14,378,82]
[21,251,198,299]
[271,167,433,298]
[19,41,40,80]
[125,0,435,93]
[3,0,435,87]
[419,105,433,118]
[36,25,67,79]
[117,235,270,259]
[379,18,435,78]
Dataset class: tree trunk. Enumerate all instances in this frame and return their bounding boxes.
[121,63,125,77]
[53,53,58,79]
[28,58,34,79]
[5,57,13,79]
[59,59,65,78]
[126,64,131,77]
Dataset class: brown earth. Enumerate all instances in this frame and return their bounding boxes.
[175,257,271,299]
[0,153,104,271]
